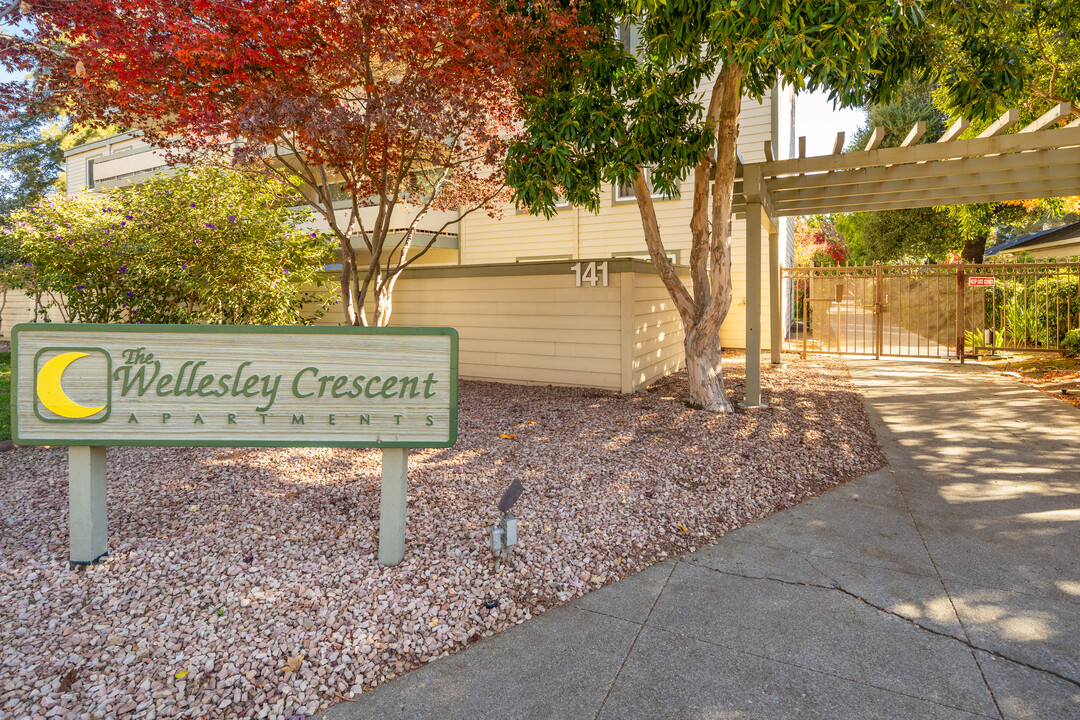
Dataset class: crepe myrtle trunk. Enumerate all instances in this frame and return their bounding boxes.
[632,168,736,414]
[683,321,734,412]
[630,64,742,413]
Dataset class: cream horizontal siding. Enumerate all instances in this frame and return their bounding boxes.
[0,290,60,336]
[92,148,168,182]
[629,272,687,389]
[65,152,89,195]
[1019,246,1080,259]
[462,206,577,264]
[459,91,778,352]
[315,264,625,390]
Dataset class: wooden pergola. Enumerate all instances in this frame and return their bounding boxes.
[734,102,1080,407]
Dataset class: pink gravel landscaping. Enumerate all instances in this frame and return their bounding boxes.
[0,353,885,719]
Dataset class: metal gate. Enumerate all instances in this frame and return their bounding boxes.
[783,260,1080,359]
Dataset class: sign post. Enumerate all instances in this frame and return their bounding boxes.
[379,447,409,565]
[69,445,108,564]
[11,324,458,566]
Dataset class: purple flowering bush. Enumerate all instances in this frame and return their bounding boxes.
[1,167,334,324]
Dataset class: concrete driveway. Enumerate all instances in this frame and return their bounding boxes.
[319,360,1080,720]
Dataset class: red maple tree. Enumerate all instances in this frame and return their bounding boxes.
[14,0,580,324]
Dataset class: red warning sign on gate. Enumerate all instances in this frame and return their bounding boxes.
[968,276,996,287]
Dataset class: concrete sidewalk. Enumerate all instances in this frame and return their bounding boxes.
[319,360,1080,720]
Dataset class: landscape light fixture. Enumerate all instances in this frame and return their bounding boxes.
[491,479,524,570]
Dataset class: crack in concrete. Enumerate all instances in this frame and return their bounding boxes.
[592,561,678,720]
[886,468,1007,720]
[708,565,1080,692]
[644,620,1000,720]
[572,574,997,719]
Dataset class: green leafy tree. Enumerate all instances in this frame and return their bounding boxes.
[849,85,949,151]
[508,1,1024,411]
[0,113,63,217]
[836,208,961,264]
[842,85,961,263]
[935,0,1080,260]
[936,0,1080,121]
[2,166,334,324]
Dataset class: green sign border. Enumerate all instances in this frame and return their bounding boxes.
[32,346,113,424]
[11,324,458,449]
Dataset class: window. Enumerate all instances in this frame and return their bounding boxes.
[85,156,103,189]
[615,168,676,202]
[618,23,633,53]
[515,195,570,214]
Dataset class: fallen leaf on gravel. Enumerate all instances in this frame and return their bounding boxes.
[174,670,188,680]
[282,654,305,674]
[677,524,688,533]
[498,432,515,439]
[58,668,77,692]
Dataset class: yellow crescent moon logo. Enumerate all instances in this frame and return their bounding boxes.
[36,352,107,419]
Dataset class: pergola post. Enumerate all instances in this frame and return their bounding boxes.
[769,227,782,367]
[742,164,772,409]
[745,199,763,408]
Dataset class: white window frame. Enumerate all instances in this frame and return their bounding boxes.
[85,154,104,189]
[614,167,676,204]
[515,195,571,214]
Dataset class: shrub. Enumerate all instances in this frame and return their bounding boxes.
[1064,329,1080,358]
[2,166,334,324]
[983,275,1080,348]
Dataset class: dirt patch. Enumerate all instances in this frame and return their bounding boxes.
[0,352,885,719]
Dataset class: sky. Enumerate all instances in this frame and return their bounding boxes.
[794,89,867,156]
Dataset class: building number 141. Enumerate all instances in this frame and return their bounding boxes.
[571,261,609,287]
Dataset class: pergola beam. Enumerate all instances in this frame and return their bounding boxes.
[765,147,1080,201]
[900,122,927,147]
[758,125,1080,176]
[977,109,1020,138]
[1020,102,1074,133]
[768,175,1080,215]
[832,132,845,154]
[938,118,969,143]
[865,126,885,151]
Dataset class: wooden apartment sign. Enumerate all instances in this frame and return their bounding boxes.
[11,323,458,567]
[11,324,458,448]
